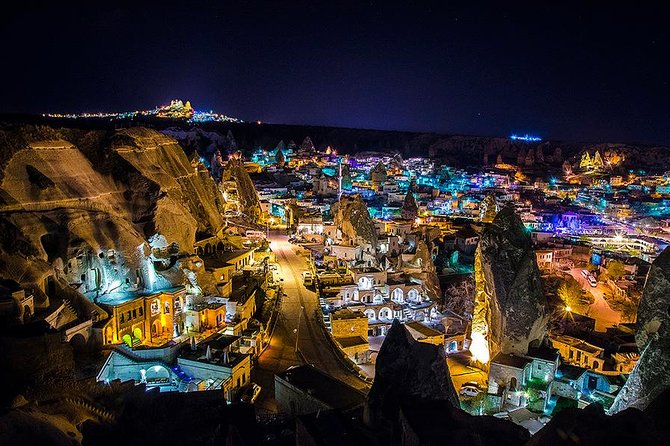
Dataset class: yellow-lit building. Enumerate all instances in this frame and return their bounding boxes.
[98,287,186,347]
[331,309,370,364]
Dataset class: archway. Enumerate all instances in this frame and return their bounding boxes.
[23,305,31,324]
[379,307,392,320]
[44,275,56,299]
[408,288,419,302]
[105,326,113,344]
[144,365,170,384]
[122,334,132,346]
[449,340,458,352]
[509,377,517,391]
[391,288,404,303]
[358,276,372,290]
[152,320,162,336]
[133,327,142,340]
[70,333,87,351]
[364,309,376,320]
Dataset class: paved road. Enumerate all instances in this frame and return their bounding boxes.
[567,268,621,331]
[253,232,369,413]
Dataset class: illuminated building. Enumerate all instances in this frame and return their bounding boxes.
[97,287,186,347]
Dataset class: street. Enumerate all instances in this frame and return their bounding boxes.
[567,268,621,332]
[253,232,369,413]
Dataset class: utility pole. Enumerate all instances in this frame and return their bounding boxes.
[294,305,304,353]
[338,158,343,201]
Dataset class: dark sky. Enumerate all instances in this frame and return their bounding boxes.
[2,0,669,143]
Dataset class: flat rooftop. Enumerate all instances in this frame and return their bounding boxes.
[491,353,533,370]
[405,321,443,339]
[95,286,186,307]
[335,336,369,348]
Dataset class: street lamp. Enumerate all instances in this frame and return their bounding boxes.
[294,305,305,353]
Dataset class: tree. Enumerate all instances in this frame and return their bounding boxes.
[444,277,475,319]
[557,277,583,309]
[607,260,626,280]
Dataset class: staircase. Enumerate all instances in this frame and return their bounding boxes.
[322,312,332,332]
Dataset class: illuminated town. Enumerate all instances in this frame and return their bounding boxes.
[2,2,669,445]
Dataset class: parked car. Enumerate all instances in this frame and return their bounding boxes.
[462,381,483,389]
[459,384,481,397]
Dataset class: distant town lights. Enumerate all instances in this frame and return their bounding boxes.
[510,134,542,142]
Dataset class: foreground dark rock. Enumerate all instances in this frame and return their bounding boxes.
[610,247,670,413]
[365,319,529,445]
[529,392,670,446]
[366,319,459,425]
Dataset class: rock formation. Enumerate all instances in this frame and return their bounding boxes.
[366,319,459,425]
[370,161,387,186]
[530,397,670,446]
[300,136,315,153]
[470,205,548,364]
[610,247,670,413]
[409,239,441,300]
[220,157,262,220]
[479,194,498,223]
[0,125,227,314]
[400,189,418,220]
[330,195,377,247]
[275,146,285,167]
[366,320,529,445]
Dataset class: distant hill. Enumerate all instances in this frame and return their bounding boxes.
[2,114,669,172]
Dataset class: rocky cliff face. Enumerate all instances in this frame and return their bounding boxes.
[330,195,377,247]
[220,157,261,219]
[470,205,548,363]
[610,247,670,413]
[0,125,226,305]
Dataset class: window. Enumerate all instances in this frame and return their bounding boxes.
[132,309,137,318]
[127,311,131,320]
[120,313,125,323]
[139,307,143,316]
[164,302,170,314]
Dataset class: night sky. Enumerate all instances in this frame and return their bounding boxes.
[2,1,669,144]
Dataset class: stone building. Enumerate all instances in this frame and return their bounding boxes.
[96,287,187,347]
